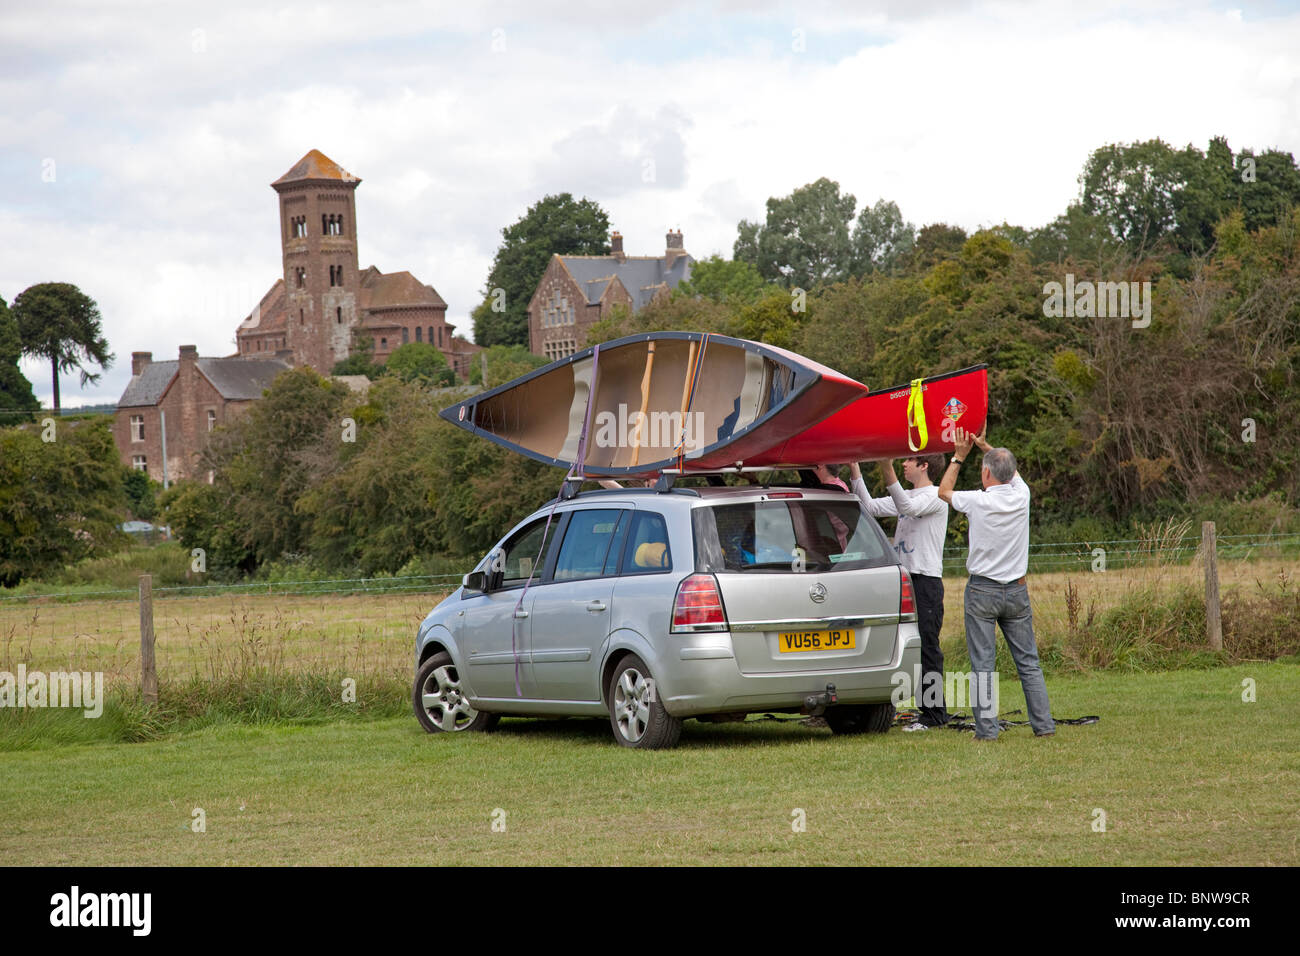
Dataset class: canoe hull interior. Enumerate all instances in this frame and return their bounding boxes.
[440,332,868,477]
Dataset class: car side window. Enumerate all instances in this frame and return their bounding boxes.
[553,509,625,582]
[622,511,672,575]
[500,518,559,587]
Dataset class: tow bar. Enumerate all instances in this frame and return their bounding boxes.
[802,683,838,716]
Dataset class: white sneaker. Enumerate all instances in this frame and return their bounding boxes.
[902,722,929,732]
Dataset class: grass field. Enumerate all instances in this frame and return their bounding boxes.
[2,664,1295,865]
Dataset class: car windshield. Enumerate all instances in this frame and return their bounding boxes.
[702,498,892,573]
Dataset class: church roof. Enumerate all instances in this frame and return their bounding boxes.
[272,149,360,187]
[359,269,447,310]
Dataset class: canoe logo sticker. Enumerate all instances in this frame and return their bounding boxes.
[942,397,968,423]
[809,583,827,603]
[458,405,466,422]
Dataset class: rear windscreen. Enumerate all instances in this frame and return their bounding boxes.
[696,499,895,573]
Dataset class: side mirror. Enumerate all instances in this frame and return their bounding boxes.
[463,570,489,593]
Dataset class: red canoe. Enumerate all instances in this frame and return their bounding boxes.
[745,365,989,468]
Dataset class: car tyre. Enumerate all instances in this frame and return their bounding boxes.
[414,651,499,735]
[825,702,895,735]
[608,654,682,750]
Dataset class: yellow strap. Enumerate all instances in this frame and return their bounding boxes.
[906,378,928,452]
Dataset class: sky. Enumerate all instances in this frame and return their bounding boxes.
[3,0,1299,407]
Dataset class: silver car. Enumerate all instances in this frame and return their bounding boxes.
[414,483,921,749]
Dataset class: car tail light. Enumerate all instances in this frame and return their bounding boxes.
[899,569,917,621]
[672,573,728,632]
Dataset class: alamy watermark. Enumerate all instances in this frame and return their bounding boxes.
[0,666,103,718]
[593,404,705,450]
[890,665,999,714]
[1043,274,1151,328]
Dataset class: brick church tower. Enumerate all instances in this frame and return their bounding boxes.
[272,149,362,371]
[236,150,475,376]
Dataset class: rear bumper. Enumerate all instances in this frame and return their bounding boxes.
[656,623,920,717]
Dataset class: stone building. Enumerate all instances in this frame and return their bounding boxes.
[114,346,288,483]
[527,230,693,360]
[235,149,480,375]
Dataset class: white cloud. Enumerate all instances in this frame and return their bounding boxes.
[2,0,1298,406]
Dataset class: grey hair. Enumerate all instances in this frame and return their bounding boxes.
[983,447,1017,484]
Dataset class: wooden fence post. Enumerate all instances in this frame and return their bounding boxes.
[1202,521,1222,651]
[140,573,158,705]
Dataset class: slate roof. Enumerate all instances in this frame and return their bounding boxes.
[558,254,693,310]
[117,357,290,408]
[118,361,179,407]
[272,149,360,187]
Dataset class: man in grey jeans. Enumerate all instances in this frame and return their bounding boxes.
[937,427,1054,740]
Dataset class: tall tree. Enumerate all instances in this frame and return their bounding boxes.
[734,177,857,289]
[673,255,767,304]
[471,194,611,348]
[12,282,113,411]
[0,295,39,424]
[851,198,916,276]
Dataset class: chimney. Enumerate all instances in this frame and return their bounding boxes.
[179,345,198,364]
[610,231,625,262]
[132,351,152,376]
[666,228,684,254]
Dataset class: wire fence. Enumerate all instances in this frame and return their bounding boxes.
[1,531,1295,688]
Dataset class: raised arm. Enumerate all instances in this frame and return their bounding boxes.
[938,429,976,504]
[848,461,897,517]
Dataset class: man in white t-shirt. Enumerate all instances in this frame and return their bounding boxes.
[849,454,950,729]
[937,428,1054,741]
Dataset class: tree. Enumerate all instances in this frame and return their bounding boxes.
[0,295,39,424]
[12,282,113,412]
[332,334,383,378]
[673,255,767,304]
[469,344,547,387]
[471,194,611,347]
[734,177,857,289]
[383,342,455,386]
[851,199,916,276]
[0,418,127,586]
[906,223,968,272]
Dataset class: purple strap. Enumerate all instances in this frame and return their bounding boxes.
[510,344,601,696]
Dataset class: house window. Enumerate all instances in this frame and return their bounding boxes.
[380,338,387,348]
[207,409,216,432]
[415,326,422,343]
[207,470,215,485]
[543,339,577,361]
[430,326,436,346]
[130,414,144,442]
[132,455,147,472]
[402,327,409,345]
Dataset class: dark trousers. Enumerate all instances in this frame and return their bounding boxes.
[912,574,949,726]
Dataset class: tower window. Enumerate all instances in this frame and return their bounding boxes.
[290,216,307,238]
[299,308,304,325]
[295,267,306,288]
[336,307,342,324]
[329,264,344,287]
[380,338,387,348]
[402,327,409,345]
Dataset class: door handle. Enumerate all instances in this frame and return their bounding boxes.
[586,601,606,612]
[514,609,529,619]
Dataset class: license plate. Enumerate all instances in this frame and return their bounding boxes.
[777,629,856,653]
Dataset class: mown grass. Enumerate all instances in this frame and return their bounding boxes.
[1,664,1294,866]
